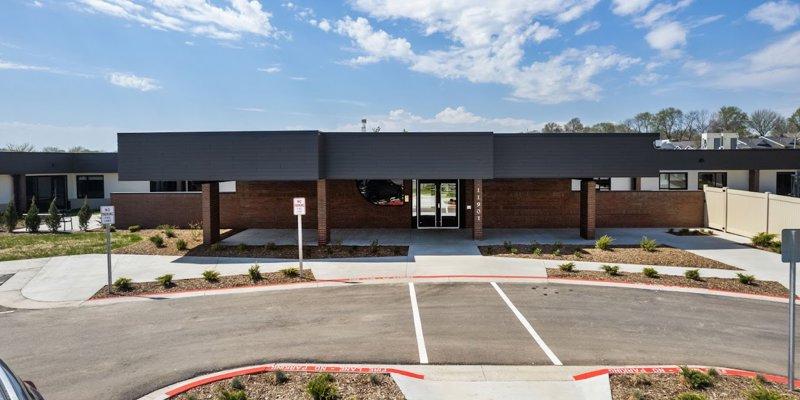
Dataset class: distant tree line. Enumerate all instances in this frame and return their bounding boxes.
[0,143,99,153]
[534,106,800,141]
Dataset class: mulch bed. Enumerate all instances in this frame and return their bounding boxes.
[112,228,408,258]
[170,371,405,400]
[481,244,739,270]
[611,372,800,399]
[90,270,315,299]
[546,269,789,297]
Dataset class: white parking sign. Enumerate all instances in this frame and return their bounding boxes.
[100,206,115,225]
[293,197,306,216]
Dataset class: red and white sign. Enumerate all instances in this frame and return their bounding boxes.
[293,197,306,216]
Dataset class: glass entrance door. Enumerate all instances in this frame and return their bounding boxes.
[417,180,459,228]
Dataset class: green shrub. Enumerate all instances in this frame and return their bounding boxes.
[281,267,300,278]
[685,269,701,281]
[552,248,561,256]
[217,390,247,400]
[706,368,719,378]
[265,242,277,251]
[754,374,768,385]
[679,365,712,390]
[752,232,778,248]
[155,224,175,230]
[176,239,188,251]
[274,370,289,384]
[128,225,141,232]
[231,377,244,390]
[532,248,542,255]
[643,267,659,278]
[370,239,379,254]
[632,373,651,387]
[573,250,583,258]
[747,384,790,400]
[554,240,563,248]
[601,265,620,276]
[25,198,41,233]
[558,262,576,272]
[211,243,223,251]
[675,393,707,400]
[510,247,518,255]
[149,234,165,248]
[595,235,615,250]
[3,200,18,232]
[630,388,645,400]
[503,240,513,251]
[78,196,91,231]
[202,270,220,282]
[45,198,61,233]
[156,274,173,287]
[640,236,657,252]
[109,225,116,232]
[248,264,261,281]
[235,243,246,251]
[113,277,133,291]
[306,373,338,400]
[486,247,495,255]
[164,228,177,238]
[369,374,382,385]
[737,273,756,285]
[770,241,782,254]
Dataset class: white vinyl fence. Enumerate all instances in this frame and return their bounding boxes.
[704,186,800,237]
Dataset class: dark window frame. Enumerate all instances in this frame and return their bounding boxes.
[76,175,105,199]
[150,181,179,192]
[659,172,688,190]
[697,172,727,190]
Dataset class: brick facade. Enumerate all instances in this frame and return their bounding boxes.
[112,178,705,231]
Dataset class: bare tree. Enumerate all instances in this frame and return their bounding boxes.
[629,112,654,133]
[542,122,563,133]
[563,117,584,133]
[748,109,782,136]
[67,146,98,153]
[654,107,683,140]
[42,146,65,153]
[1,143,35,152]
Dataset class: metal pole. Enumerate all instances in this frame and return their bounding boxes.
[106,223,112,294]
[791,231,797,391]
[297,214,303,276]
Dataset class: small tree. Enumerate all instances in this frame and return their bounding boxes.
[3,200,18,232]
[45,198,61,233]
[25,198,41,233]
[78,196,91,231]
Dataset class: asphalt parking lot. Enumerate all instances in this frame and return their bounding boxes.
[0,282,797,400]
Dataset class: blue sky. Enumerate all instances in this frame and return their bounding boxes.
[1,0,799,150]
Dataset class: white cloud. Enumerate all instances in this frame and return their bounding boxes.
[289,76,307,80]
[634,72,664,85]
[318,19,331,32]
[76,0,276,41]
[747,1,800,31]
[257,66,281,73]
[635,0,693,27]
[684,31,800,91]
[184,41,194,46]
[0,59,92,77]
[645,21,687,51]
[236,107,266,112]
[106,72,160,91]
[31,1,43,7]
[333,106,537,132]
[0,121,118,151]
[324,2,636,103]
[611,0,653,16]
[575,21,601,35]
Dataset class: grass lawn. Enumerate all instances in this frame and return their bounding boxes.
[0,232,142,262]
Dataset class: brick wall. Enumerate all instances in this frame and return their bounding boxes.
[596,191,704,228]
[328,180,411,228]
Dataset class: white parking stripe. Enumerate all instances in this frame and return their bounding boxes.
[491,282,562,366]
[408,282,429,364]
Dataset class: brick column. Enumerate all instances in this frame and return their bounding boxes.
[12,174,26,212]
[202,182,220,245]
[473,179,483,240]
[748,169,760,192]
[317,179,329,246]
[579,179,596,239]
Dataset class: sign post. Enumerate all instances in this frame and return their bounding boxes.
[100,206,115,294]
[293,198,306,276]
[783,229,800,391]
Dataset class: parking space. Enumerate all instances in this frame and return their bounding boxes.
[413,282,554,365]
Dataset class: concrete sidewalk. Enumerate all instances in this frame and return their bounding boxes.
[0,227,792,308]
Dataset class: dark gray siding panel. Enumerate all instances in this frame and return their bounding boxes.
[323,132,493,179]
[655,149,800,170]
[117,131,320,181]
[494,133,661,178]
[0,153,117,174]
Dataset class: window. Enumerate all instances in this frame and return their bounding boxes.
[76,175,105,199]
[594,178,611,191]
[697,172,727,190]
[659,173,687,190]
[777,172,796,196]
[356,180,404,206]
[150,181,178,192]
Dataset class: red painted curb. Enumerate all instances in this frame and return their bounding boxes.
[164,364,424,397]
[573,366,800,386]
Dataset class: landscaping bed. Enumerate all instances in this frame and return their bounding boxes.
[481,244,739,270]
[170,370,404,400]
[546,268,789,297]
[90,269,315,299]
[0,231,142,262]
[610,369,800,399]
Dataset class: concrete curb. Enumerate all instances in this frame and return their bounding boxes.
[573,365,800,386]
[137,363,425,400]
[80,274,793,308]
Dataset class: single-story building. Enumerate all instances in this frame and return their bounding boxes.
[107,131,800,244]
